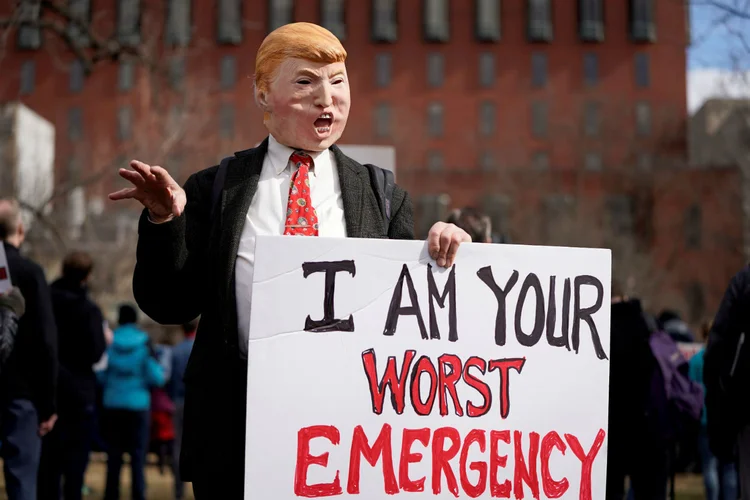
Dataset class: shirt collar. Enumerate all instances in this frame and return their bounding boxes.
[267,134,331,178]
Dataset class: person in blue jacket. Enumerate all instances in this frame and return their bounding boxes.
[97,304,164,500]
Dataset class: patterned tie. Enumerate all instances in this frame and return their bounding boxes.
[284,151,319,236]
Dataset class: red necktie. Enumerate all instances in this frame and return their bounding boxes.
[284,151,319,236]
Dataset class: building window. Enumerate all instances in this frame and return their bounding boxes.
[424,0,449,42]
[684,204,702,249]
[606,195,634,236]
[68,107,83,141]
[427,52,444,88]
[374,102,391,138]
[584,101,600,137]
[20,60,35,95]
[427,102,444,137]
[479,151,496,171]
[67,0,91,47]
[217,0,242,44]
[219,103,235,139]
[375,53,391,88]
[584,152,603,171]
[531,52,547,88]
[637,152,652,171]
[17,1,42,50]
[169,56,186,90]
[583,53,598,86]
[418,194,451,238]
[117,0,141,47]
[372,0,398,42]
[479,101,496,137]
[631,0,656,42]
[321,0,346,40]
[528,0,553,42]
[476,0,501,42]
[165,0,192,47]
[479,52,495,87]
[542,194,576,244]
[427,150,444,172]
[118,106,133,141]
[684,282,705,324]
[220,55,236,90]
[579,0,604,42]
[635,52,650,88]
[167,104,184,135]
[532,151,550,170]
[119,60,134,91]
[635,101,651,136]
[531,100,548,138]
[70,60,84,93]
[269,0,294,31]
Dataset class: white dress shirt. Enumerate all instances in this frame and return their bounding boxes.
[234,135,347,358]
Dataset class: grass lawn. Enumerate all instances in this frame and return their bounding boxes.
[0,455,705,499]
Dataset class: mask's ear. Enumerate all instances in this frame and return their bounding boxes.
[253,79,270,112]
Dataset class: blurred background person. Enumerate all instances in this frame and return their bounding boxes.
[38,251,106,500]
[445,207,492,244]
[97,304,165,500]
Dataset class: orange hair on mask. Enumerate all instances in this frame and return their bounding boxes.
[254,22,347,98]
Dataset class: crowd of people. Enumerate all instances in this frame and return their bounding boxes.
[0,198,196,499]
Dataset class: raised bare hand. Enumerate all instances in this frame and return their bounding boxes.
[108,160,186,223]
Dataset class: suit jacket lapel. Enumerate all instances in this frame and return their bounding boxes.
[216,138,268,338]
[331,145,364,238]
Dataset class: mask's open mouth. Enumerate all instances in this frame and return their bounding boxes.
[314,113,333,132]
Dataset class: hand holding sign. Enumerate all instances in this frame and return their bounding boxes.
[427,222,472,268]
[108,160,186,224]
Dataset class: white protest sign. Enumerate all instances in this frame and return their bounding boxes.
[245,236,611,500]
[0,245,11,294]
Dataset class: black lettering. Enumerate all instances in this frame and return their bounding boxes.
[561,278,572,350]
[573,275,607,360]
[514,273,545,347]
[302,260,356,332]
[547,276,570,349]
[427,264,458,342]
[477,267,519,346]
[384,264,428,339]
[545,276,557,346]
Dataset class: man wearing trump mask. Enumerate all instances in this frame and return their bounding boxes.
[110,22,470,496]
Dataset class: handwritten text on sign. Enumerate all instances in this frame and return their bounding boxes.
[245,237,612,500]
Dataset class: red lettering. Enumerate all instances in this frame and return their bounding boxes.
[432,427,461,496]
[540,431,569,498]
[347,424,398,495]
[488,358,526,419]
[490,430,512,498]
[399,428,431,492]
[438,354,464,417]
[460,429,488,498]
[565,429,606,500]
[410,356,438,416]
[294,425,342,497]
[463,357,492,417]
[361,349,415,415]
[513,431,540,500]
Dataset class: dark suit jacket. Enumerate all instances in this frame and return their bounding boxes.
[133,139,414,493]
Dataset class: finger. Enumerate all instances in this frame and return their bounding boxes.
[108,188,139,201]
[151,166,175,186]
[437,228,453,267]
[427,222,445,259]
[445,232,469,267]
[119,169,147,187]
[130,160,157,182]
[170,188,185,217]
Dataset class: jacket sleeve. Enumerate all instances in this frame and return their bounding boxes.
[0,308,19,368]
[85,305,107,366]
[27,265,58,421]
[146,356,166,388]
[132,169,215,325]
[388,187,415,240]
[704,267,749,392]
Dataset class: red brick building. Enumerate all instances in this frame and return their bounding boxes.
[0,0,743,324]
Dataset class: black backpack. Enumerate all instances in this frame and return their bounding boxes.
[210,154,396,233]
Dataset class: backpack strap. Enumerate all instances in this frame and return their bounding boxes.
[364,164,395,233]
[210,156,233,223]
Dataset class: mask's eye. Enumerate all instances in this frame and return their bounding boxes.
[332,78,344,85]
[297,79,312,85]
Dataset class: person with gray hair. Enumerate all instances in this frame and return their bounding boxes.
[0,198,58,500]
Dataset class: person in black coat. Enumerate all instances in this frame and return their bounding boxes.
[108,22,471,498]
[0,287,25,372]
[0,199,58,500]
[38,251,106,500]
